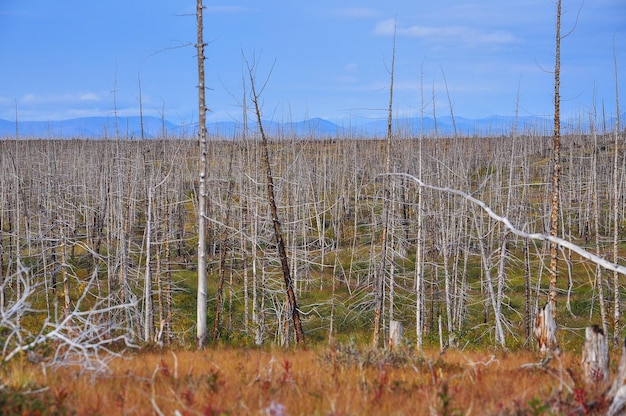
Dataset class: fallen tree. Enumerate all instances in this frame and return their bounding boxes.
[1,263,137,374]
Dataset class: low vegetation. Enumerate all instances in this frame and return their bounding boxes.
[0,345,617,415]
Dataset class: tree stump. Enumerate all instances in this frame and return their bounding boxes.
[389,320,403,349]
[581,325,609,384]
[533,302,557,354]
[607,338,626,416]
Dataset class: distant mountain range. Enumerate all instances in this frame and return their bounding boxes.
[0,116,179,139]
[0,113,622,139]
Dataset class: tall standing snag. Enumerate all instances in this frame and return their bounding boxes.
[372,23,396,350]
[545,0,562,353]
[195,0,209,348]
[611,41,621,348]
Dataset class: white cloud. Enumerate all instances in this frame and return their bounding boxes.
[374,18,516,47]
[20,92,105,105]
[79,92,101,101]
[344,63,359,73]
[332,8,381,19]
[3,91,116,120]
[21,93,38,104]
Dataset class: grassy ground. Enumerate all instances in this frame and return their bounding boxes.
[0,345,613,415]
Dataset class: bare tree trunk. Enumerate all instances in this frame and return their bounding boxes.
[195,0,209,348]
[245,57,305,345]
[164,196,173,346]
[143,185,153,342]
[155,188,164,346]
[439,193,455,347]
[389,320,403,350]
[472,207,505,346]
[240,98,251,336]
[581,325,609,385]
[60,222,70,317]
[250,207,265,345]
[242,201,250,335]
[591,102,609,336]
[534,302,557,355]
[328,254,338,345]
[611,42,621,348]
[415,62,426,351]
[213,146,235,342]
[607,338,626,415]
[524,240,532,345]
[372,24,396,350]
[547,0,562,349]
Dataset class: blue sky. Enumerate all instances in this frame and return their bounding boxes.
[0,1,624,125]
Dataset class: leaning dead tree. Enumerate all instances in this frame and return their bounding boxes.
[245,57,305,345]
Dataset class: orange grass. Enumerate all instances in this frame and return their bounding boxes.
[0,346,611,415]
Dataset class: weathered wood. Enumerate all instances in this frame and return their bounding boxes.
[607,338,626,415]
[389,320,403,349]
[581,325,609,384]
[534,302,557,354]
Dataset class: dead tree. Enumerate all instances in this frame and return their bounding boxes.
[213,146,236,342]
[611,42,621,348]
[548,0,562,330]
[195,0,209,348]
[245,56,305,345]
[608,338,626,415]
[534,302,558,355]
[372,22,396,350]
[2,267,137,374]
[581,325,609,384]
[389,320,403,350]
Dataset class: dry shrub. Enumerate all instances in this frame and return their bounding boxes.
[0,345,613,415]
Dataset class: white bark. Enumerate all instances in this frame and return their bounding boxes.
[389,320,403,349]
[581,325,609,384]
[387,173,626,277]
[2,268,137,374]
[611,42,621,347]
[472,208,506,346]
[143,186,153,342]
[608,338,626,415]
[534,302,558,354]
[195,0,208,348]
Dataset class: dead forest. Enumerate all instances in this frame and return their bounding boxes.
[0,124,623,359]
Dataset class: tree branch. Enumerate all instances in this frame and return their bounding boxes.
[386,172,626,276]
